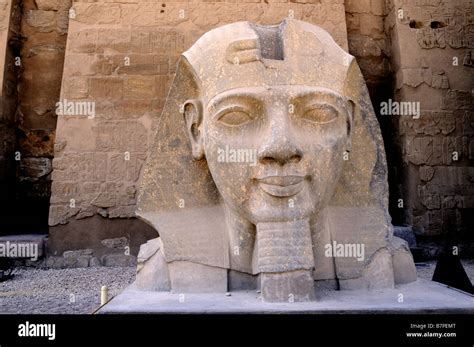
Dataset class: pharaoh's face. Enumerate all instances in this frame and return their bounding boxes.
[185,85,353,224]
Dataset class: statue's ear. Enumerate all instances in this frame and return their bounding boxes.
[183,99,204,160]
[343,58,366,155]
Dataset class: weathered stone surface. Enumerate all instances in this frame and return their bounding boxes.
[397,68,449,89]
[63,249,93,258]
[134,19,415,302]
[390,237,417,285]
[36,0,60,11]
[25,10,56,32]
[346,0,371,14]
[140,206,229,270]
[46,253,93,268]
[261,270,316,302]
[107,206,137,218]
[325,207,391,280]
[387,0,474,257]
[136,238,171,291]
[101,254,136,267]
[228,270,258,291]
[101,237,128,249]
[339,248,395,290]
[19,157,52,181]
[393,225,417,249]
[168,261,227,293]
[90,257,101,267]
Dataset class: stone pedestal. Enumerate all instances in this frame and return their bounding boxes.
[98,279,474,314]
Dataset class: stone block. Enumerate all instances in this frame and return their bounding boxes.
[67,29,97,53]
[45,256,65,269]
[416,27,446,49]
[19,157,52,181]
[101,254,136,267]
[228,270,258,291]
[393,226,417,249]
[390,237,417,285]
[101,237,129,249]
[260,270,315,302]
[124,76,155,100]
[63,249,93,258]
[75,3,122,25]
[359,14,384,39]
[136,238,171,291]
[36,0,61,11]
[25,10,56,32]
[345,0,371,14]
[52,250,94,268]
[90,257,101,267]
[93,122,147,153]
[90,78,124,100]
[51,153,108,182]
[130,28,152,53]
[107,206,137,218]
[64,256,91,268]
[115,54,159,75]
[326,207,389,280]
[405,137,453,166]
[168,261,227,293]
[370,0,384,16]
[418,185,441,209]
[339,248,394,290]
[62,77,89,99]
[442,195,463,209]
[50,182,79,204]
[48,205,80,226]
[97,28,131,53]
[62,54,98,76]
[441,90,472,111]
[419,166,435,182]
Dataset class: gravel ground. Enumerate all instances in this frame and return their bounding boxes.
[0,266,135,314]
[0,260,472,314]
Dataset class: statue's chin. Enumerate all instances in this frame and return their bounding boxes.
[244,203,317,225]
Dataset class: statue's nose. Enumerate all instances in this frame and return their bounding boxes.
[257,111,302,165]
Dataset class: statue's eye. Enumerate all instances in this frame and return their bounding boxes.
[217,109,252,126]
[302,104,339,124]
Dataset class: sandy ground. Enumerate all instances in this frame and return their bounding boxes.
[0,260,473,314]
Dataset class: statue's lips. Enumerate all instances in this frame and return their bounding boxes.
[257,176,304,197]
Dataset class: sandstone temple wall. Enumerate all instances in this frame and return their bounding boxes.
[0,0,20,220]
[386,0,473,257]
[345,0,391,94]
[15,0,71,203]
[343,0,405,227]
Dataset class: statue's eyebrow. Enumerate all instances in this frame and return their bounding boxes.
[289,89,346,105]
[207,87,348,111]
[207,90,264,110]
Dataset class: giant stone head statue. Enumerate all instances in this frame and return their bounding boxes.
[136,19,417,302]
